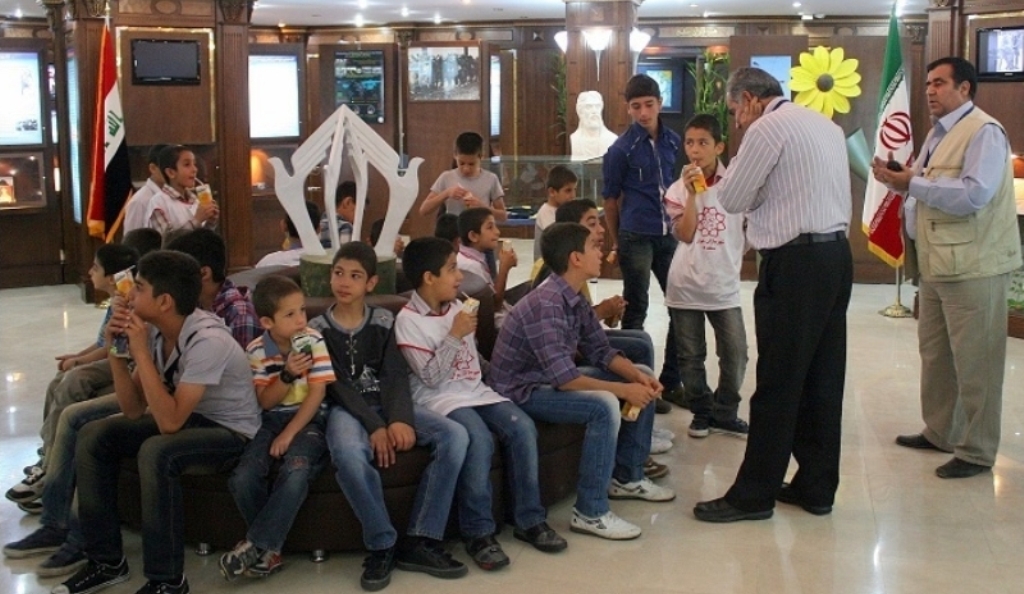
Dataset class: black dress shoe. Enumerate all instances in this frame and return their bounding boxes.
[895,434,947,451]
[693,497,773,523]
[935,457,990,479]
[513,521,567,553]
[775,484,832,516]
[654,399,672,414]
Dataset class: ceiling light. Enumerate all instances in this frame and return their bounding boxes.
[690,3,698,6]
[357,0,368,8]
[15,8,23,18]
[401,6,409,17]
[354,14,364,27]
[434,13,442,25]
[278,21,285,28]
[801,14,813,20]
[793,1,801,6]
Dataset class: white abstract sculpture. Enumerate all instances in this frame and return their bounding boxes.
[570,90,619,161]
[269,105,423,259]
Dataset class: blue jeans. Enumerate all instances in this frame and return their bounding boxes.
[40,394,123,549]
[617,230,681,388]
[517,365,655,517]
[77,414,247,582]
[228,408,328,553]
[40,362,113,455]
[606,329,655,368]
[325,405,467,550]
[448,401,545,538]
[669,307,748,422]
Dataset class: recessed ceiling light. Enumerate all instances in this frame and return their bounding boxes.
[354,14,364,27]
[434,13,442,24]
[793,1,801,6]
[15,8,23,18]
[401,6,409,17]
[690,3,698,6]
[357,0,368,9]
[801,14,813,20]
[278,21,285,28]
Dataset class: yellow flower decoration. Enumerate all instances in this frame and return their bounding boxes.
[790,46,862,119]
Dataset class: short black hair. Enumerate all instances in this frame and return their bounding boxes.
[458,207,494,246]
[332,241,377,277]
[95,244,139,277]
[286,201,321,239]
[147,144,171,166]
[336,180,359,204]
[157,145,191,178]
[252,274,303,319]
[122,228,163,258]
[137,250,202,316]
[555,198,598,224]
[541,222,590,275]
[685,113,723,143]
[434,213,460,244]
[164,228,227,282]
[624,74,661,102]
[546,165,578,191]
[927,56,978,99]
[455,131,484,156]
[403,237,457,290]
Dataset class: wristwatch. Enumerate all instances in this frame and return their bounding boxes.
[279,369,298,384]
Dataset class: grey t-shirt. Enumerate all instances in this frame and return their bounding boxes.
[430,168,504,216]
[150,309,261,439]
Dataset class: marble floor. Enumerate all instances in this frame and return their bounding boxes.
[2,240,1024,594]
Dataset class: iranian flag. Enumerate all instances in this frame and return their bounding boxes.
[85,19,132,241]
[862,6,914,267]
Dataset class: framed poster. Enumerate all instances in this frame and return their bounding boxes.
[751,55,792,98]
[335,50,385,123]
[0,51,44,146]
[249,53,302,138]
[638,63,683,113]
[408,45,481,101]
[0,153,46,210]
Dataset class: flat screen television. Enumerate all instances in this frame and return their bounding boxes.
[131,39,201,85]
[976,26,1024,81]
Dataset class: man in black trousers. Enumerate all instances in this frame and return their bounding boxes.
[692,67,853,522]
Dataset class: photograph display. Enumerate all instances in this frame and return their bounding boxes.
[0,51,44,146]
[637,63,683,113]
[249,54,301,138]
[408,46,480,101]
[335,50,385,123]
[751,55,793,98]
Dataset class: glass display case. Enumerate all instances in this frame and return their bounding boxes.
[0,152,45,211]
[485,155,604,219]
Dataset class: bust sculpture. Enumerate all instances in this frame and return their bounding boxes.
[570,90,619,161]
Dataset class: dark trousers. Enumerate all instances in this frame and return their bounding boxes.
[725,238,852,511]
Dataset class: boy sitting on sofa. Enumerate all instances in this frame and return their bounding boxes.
[488,223,675,541]
[308,242,469,591]
[456,207,517,322]
[396,237,567,571]
[219,275,335,580]
[55,250,261,594]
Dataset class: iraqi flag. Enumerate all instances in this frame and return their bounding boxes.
[862,6,914,268]
[85,20,132,242]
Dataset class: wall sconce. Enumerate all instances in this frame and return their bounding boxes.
[554,30,568,53]
[583,29,612,80]
[629,28,651,74]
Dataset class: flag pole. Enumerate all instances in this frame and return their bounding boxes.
[880,264,913,317]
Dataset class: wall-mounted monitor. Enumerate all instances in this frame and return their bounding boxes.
[249,54,301,139]
[0,51,44,146]
[131,39,201,85]
[335,50,385,123]
[638,62,683,113]
[976,26,1024,81]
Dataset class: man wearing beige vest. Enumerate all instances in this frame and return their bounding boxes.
[872,56,1021,479]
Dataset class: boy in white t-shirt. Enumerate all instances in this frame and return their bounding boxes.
[663,114,749,440]
[396,237,566,571]
[533,165,578,260]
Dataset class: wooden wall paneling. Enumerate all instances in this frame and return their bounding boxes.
[498,49,516,157]
[516,47,563,156]
[115,0,216,28]
[119,28,216,146]
[926,9,956,63]
[404,41,487,239]
[216,23,252,271]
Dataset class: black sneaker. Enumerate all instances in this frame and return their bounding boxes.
[53,558,130,594]
[512,521,567,553]
[19,500,44,514]
[464,535,509,571]
[710,417,749,438]
[133,576,190,594]
[218,540,260,581]
[3,525,67,559]
[396,537,467,579]
[37,542,88,577]
[688,415,710,438]
[360,547,396,591]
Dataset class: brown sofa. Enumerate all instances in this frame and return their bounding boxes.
[115,265,584,557]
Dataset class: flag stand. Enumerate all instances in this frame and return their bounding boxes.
[880,265,913,318]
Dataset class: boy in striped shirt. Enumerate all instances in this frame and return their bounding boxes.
[219,275,335,580]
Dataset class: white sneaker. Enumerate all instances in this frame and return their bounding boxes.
[6,468,45,503]
[650,435,673,455]
[570,509,641,540]
[652,427,676,442]
[608,477,676,502]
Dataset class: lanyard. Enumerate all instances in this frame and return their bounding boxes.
[922,105,975,169]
